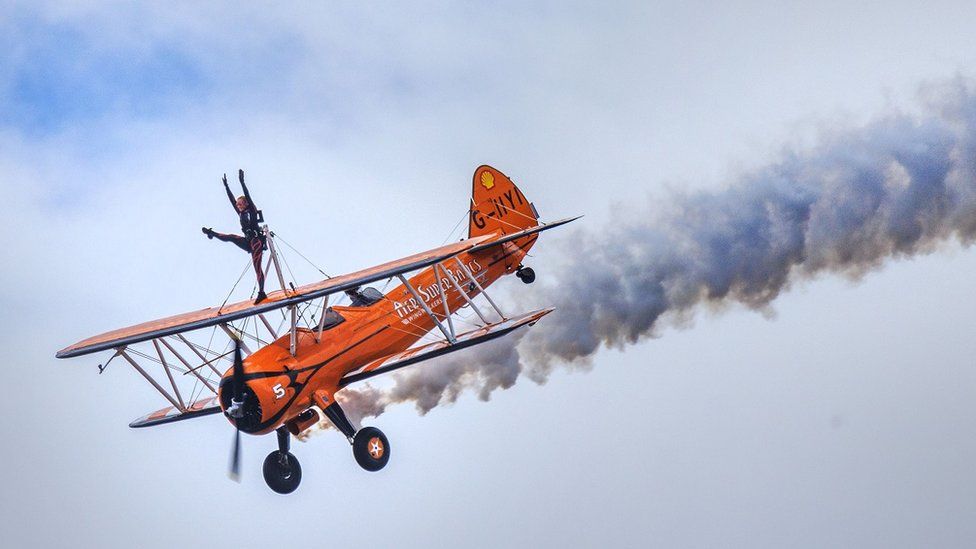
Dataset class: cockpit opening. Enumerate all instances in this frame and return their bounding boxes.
[345,286,384,307]
[317,307,346,331]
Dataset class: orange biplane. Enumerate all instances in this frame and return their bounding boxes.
[57,165,578,493]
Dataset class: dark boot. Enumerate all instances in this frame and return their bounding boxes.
[254,290,268,304]
[202,227,215,239]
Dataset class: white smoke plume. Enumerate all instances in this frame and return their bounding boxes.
[327,77,976,429]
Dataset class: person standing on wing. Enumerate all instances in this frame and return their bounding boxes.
[202,169,268,304]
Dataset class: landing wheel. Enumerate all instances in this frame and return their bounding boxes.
[516,266,535,284]
[263,450,302,494]
[353,427,390,472]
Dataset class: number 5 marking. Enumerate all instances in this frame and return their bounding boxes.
[273,383,285,400]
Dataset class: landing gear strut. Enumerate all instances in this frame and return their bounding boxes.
[516,265,535,284]
[263,427,302,494]
[323,401,391,472]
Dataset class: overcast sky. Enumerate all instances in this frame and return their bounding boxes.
[3,2,976,548]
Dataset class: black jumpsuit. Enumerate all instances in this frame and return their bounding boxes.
[209,172,267,296]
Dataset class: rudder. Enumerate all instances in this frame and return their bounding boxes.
[468,165,539,239]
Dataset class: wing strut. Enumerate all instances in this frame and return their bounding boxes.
[220,324,253,355]
[176,334,226,377]
[440,260,489,324]
[152,340,186,410]
[289,306,298,356]
[397,273,456,344]
[266,229,289,295]
[159,338,217,394]
[265,227,302,356]
[257,314,279,339]
[454,257,505,320]
[315,297,329,343]
[119,348,183,411]
[433,263,457,343]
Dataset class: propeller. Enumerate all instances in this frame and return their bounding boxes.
[227,339,245,481]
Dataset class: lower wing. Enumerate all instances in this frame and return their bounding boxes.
[339,308,553,387]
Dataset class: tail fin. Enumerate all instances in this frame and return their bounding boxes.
[468,165,539,239]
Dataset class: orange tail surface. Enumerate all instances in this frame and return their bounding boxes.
[468,165,539,239]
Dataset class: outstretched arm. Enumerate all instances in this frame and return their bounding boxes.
[222,173,237,208]
[238,169,254,206]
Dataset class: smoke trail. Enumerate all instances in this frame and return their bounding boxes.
[328,77,976,427]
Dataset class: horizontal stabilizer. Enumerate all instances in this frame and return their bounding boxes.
[467,216,581,254]
[129,396,222,428]
[339,308,554,387]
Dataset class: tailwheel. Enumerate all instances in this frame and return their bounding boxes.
[516,265,535,284]
[353,426,390,472]
[263,450,302,494]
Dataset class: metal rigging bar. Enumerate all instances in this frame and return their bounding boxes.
[440,261,489,325]
[433,264,457,343]
[119,348,182,410]
[454,258,505,320]
[265,227,288,294]
[290,305,298,356]
[220,324,253,355]
[315,296,329,343]
[175,334,225,377]
[159,338,216,394]
[396,273,455,344]
[152,340,186,410]
[258,314,279,340]
[264,227,299,356]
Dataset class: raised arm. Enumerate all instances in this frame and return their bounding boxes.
[222,173,237,208]
[238,169,254,206]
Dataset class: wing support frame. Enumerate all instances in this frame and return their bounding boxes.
[220,324,253,355]
[175,334,225,377]
[119,348,183,411]
[159,338,216,394]
[289,305,298,356]
[439,260,489,324]
[454,257,505,321]
[433,263,457,344]
[315,297,329,343]
[152,339,186,411]
[258,314,279,340]
[397,273,456,344]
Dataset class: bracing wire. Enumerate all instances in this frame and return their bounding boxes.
[218,258,253,313]
[440,210,469,245]
[273,232,331,278]
[275,244,315,327]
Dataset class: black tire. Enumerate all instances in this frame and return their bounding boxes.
[263,450,302,494]
[353,427,390,472]
[516,267,536,284]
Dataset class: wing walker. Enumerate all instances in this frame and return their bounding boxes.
[57,165,578,494]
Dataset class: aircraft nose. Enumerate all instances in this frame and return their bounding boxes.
[218,381,263,433]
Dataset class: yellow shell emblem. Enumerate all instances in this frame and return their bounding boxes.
[480,171,495,190]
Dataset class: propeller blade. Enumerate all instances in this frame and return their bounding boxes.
[228,428,241,482]
[228,338,244,482]
[232,339,244,401]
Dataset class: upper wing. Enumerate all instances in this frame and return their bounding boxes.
[339,308,553,387]
[57,235,493,359]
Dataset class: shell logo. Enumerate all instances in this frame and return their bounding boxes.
[480,171,495,190]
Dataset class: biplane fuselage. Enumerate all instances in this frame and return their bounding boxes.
[226,240,532,436]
